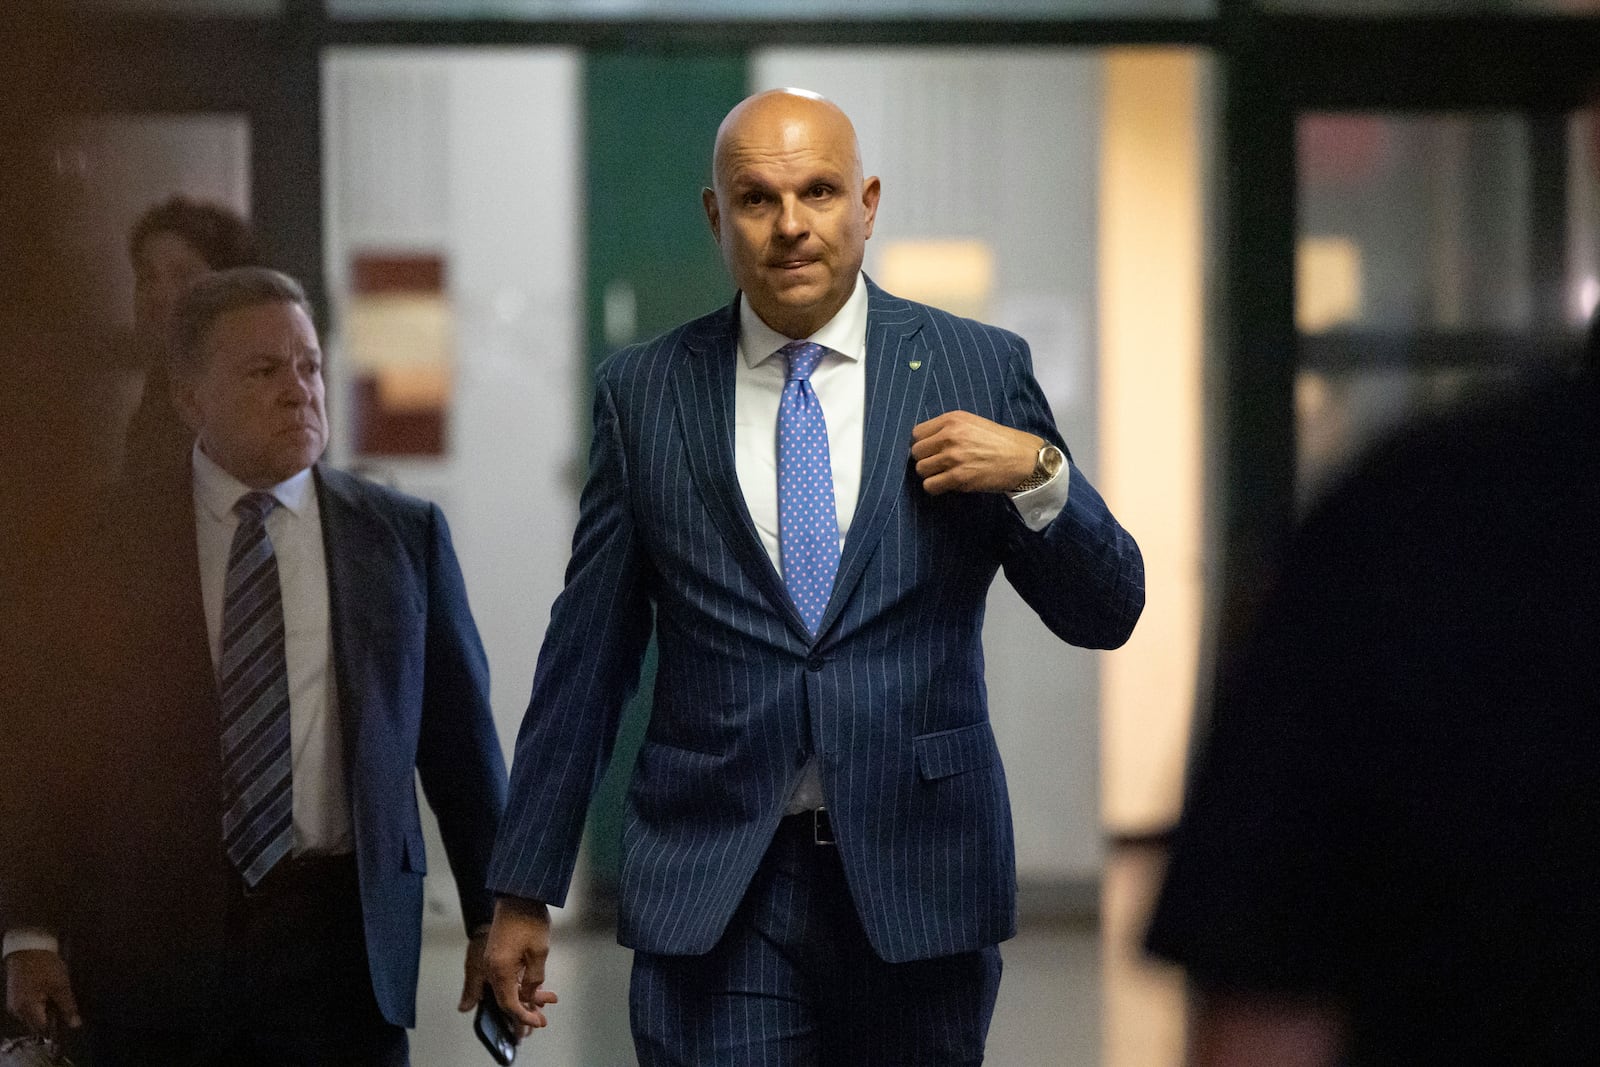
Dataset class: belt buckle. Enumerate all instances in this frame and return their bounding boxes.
[812,807,835,846]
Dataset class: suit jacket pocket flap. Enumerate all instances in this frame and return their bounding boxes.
[914,721,996,781]
[402,830,428,874]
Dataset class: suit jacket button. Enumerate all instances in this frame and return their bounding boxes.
[806,655,825,672]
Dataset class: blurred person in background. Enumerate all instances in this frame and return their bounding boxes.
[123,195,261,474]
[1146,359,1600,1065]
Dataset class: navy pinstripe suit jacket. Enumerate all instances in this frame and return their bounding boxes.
[488,278,1143,964]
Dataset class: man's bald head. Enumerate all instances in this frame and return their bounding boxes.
[712,89,865,192]
[703,89,880,339]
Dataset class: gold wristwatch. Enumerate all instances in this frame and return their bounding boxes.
[1013,441,1064,493]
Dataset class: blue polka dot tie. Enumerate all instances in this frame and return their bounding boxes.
[776,340,840,635]
[219,490,294,888]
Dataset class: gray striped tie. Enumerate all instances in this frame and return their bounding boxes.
[219,490,293,887]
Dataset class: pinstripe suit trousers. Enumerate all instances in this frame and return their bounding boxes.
[630,814,1002,1066]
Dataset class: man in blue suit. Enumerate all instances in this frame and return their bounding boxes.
[2,268,507,1065]
[485,89,1144,1065]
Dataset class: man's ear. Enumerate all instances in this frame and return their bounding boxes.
[169,369,204,434]
[702,187,722,245]
[861,175,882,241]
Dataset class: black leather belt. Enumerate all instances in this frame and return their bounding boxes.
[241,851,356,899]
[781,807,835,846]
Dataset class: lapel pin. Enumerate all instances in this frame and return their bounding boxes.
[907,360,922,371]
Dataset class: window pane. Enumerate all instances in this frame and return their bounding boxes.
[1265,0,1599,13]
[1295,110,1591,505]
[73,0,282,14]
[1299,113,1532,334]
[333,0,1213,20]
[63,112,252,340]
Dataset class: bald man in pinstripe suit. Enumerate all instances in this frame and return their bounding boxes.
[485,89,1144,1065]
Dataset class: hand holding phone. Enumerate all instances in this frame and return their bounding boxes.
[474,984,518,1066]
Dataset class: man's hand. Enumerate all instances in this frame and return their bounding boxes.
[1189,990,1345,1067]
[484,896,559,1034]
[457,928,492,1013]
[911,411,1042,495]
[4,950,81,1035]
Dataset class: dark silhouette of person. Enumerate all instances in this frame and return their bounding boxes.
[1147,363,1600,1065]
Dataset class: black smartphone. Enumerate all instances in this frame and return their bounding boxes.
[473,987,519,1066]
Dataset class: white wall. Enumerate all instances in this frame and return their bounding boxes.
[752,49,1106,884]
[323,48,585,925]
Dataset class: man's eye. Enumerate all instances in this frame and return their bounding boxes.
[741,192,766,207]
[808,184,834,198]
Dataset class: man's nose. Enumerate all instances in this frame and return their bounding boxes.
[775,196,809,240]
[283,373,315,402]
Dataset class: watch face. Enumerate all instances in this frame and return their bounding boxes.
[1038,444,1063,478]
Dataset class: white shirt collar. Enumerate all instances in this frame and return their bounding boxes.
[192,441,315,523]
[739,272,869,369]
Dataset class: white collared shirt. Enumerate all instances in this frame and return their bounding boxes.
[192,444,352,858]
[735,274,1068,814]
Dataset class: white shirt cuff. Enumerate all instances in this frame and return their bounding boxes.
[1008,460,1071,531]
[2,928,60,958]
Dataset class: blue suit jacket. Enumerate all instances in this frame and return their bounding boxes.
[490,280,1143,963]
[4,462,506,1030]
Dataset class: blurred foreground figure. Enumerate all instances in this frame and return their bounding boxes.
[1147,371,1600,1065]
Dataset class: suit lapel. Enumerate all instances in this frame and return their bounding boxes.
[145,467,211,640]
[672,299,813,644]
[315,466,406,760]
[815,282,930,642]
[137,465,221,725]
[98,464,223,810]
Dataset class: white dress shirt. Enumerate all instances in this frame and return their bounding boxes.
[193,445,353,858]
[735,274,1069,813]
[5,449,352,960]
